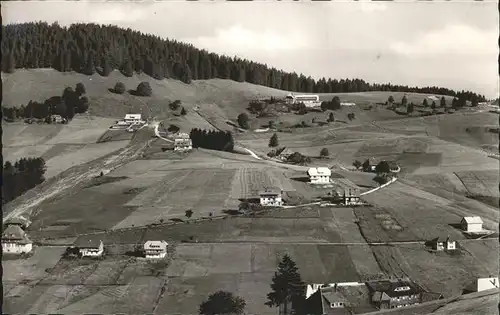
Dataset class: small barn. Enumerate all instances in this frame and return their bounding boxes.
[2,225,33,254]
[460,216,483,232]
[144,240,168,259]
[74,239,104,257]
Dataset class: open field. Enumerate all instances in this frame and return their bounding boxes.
[358,180,499,242]
[3,247,66,283]
[454,170,499,197]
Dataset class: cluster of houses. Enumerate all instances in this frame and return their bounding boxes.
[305,275,499,314]
[2,217,33,255]
[111,114,146,131]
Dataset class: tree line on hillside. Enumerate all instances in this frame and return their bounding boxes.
[189,128,234,152]
[1,22,486,102]
[2,83,89,121]
[199,254,306,315]
[3,157,46,204]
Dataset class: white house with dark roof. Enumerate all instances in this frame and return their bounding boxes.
[285,93,321,107]
[74,239,104,257]
[259,188,283,207]
[124,114,143,124]
[144,240,168,259]
[2,225,33,254]
[460,216,483,232]
[4,216,31,229]
[308,167,332,184]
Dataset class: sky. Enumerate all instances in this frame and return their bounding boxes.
[2,1,498,99]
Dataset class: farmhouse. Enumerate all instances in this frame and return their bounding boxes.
[460,216,483,232]
[174,133,193,151]
[306,285,350,315]
[429,236,456,251]
[74,239,104,257]
[340,188,361,205]
[367,279,422,310]
[144,240,168,259]
[123,114,144,125]
[259,188,283,207]
[2,225,33,255]
[278,148,294,161]
[285,93,321,107]
[340,102,356,106]
[308,167,332,184]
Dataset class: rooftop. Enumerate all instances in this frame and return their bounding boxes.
[73,237,103,249]
[2,225,31,244]
[259,188,282,196]
[308,167,332,176]
[462,216,483,224]
[144,240,168,250]
[366,279,422,298]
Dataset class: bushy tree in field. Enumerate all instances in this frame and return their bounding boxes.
[266,254,306,315]
[75,82,86,96]
[375,161,391,174]
[113,82,126,94]
[353,160,362,170]
[440,96,446,108]
[237,113,250,129]
[185,209,193,219]
[407,103,415,116]
[422,99,428,107]
[269,133,279,148]
[169,100,182,110]
[347,112,355,121]
[180,107,187,116]
[362,159,371,172]
[327,112,335,123]
[320,148,329,158]
[431,101,436,109]
[136,82,152,96]
[199,291,246,315]
[401,95,408,106]
[388,95,395,104]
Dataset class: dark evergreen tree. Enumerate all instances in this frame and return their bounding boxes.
[266,254,306,315]
[136,81,152,96]
[269,133,279,148]
[199,291,246,315]
[75,82,86,96]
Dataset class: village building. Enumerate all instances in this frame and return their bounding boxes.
[285,93,321,107]
[308,167,332,184]
[460,216,483,232]
[259,188,283,207]
[339,188,361,205]
[277,148,294,161]
[123,114,144,125]
[174,138,193,151]
[144,240,168,259]
[2,225,33,254]
[305,285,350,315]
[50,114,64,123]
[388,161,401,173]
[367,279,422,310]
[429,236,456,251]
[74,239,104,257]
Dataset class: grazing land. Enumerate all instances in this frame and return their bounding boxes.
[3,69,499,315]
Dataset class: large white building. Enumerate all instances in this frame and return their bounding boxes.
[285,93,321,108]
[124,114,143,124]
[2,225,33,254]
[308,167,332,184]
[460,216,483,233]
[75,239,104,257]
[259,188,283,207]
[144,240,168,259]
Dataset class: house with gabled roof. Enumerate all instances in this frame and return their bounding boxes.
[460,216,483,232]
[259,188,283,207]
[306,285,350,315]
[308,167,332,184]
[4,216,31,229]
[2,225,33,254]
[366,279,423,310]
[74,238,104,257]
[144,240,168,259]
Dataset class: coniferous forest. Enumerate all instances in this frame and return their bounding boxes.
[2,157,47,204]
[2,22,486,102]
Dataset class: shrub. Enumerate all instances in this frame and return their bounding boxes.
[75,83,86,96]
[237,113,250,129]
[180,107,187,116]
[113,82,126,94]
[320,148,329,157]
[169,100,182,110]
[136,82,152,96]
